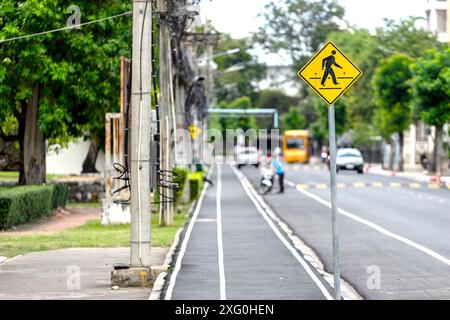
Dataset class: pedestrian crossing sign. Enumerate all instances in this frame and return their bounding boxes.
[298,41,362,105]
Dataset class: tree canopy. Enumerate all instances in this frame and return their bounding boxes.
[253,0,345,69]
[213,34,266,105]
[373,53,414,140]
[0,0,132,183]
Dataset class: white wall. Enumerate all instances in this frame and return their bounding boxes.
[46,139,105,175]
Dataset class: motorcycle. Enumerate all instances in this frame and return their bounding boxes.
[258,167,274,195]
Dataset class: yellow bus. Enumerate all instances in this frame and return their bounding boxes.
[282,130,309,163]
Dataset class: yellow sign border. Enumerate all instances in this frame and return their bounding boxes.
[298,41,363,105]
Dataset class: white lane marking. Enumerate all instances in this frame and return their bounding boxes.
[294,184,450,268]
[232,166,334,300]
[286,180,296,188]
[165,167,213,300]
[216,165,227,300]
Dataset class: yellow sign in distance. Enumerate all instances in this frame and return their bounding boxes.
[188,123,202,139]
[298,41,362,105]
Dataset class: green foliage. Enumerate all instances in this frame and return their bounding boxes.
[281,107,306,132]
[172,166,189,204]
[410,48,450,127]
[188,172,203,202]
[51,183,68,209]
[352,122,376,148]
[303,88,347,140]
[0,183,68,229]
[0,212,190,258]
[0,0,132,149]
[328,29,382,123]
[0,185,53,229]
[214,34,266,104]
[255,89,299,114]
[211,96,258,133]
[376,18,443,58]
[328,17,441,125]
[373,54,414,139]
[253,0,345,69]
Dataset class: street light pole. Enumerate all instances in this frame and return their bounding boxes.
[328,104,341,300]
[130,0,152,267]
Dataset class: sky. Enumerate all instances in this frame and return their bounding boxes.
[200,0,427,64]
[200,0,426,38]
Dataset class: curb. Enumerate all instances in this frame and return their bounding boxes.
[148,228,183,300]
[0,254,23,268]
[367,167,450,186]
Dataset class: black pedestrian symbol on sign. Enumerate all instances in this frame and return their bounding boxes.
[321,50,342,86]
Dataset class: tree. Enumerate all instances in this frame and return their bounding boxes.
[253,0,345,72]
[281,107,306,132]
[326,17,442,159]
[214,34,266,104]
[209,96,258,134]
[255,89,298,114]
[0,0,132,184]
[373,54,414,171]
[328,29,382,123]
[376,18,444,58]
[410,48,450,174]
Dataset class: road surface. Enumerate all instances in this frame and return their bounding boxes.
[241,163,450,299]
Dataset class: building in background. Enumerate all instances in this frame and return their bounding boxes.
[425,0,450,42]
[401,0,449,172]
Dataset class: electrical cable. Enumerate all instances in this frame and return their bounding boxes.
[0,11,132,44]
[151,0,180,205]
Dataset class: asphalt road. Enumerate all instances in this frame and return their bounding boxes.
[241,163,450,299]
[164,165,334,300]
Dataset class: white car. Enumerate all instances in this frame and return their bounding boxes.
[236,147,260,169]
[336,148,364,174]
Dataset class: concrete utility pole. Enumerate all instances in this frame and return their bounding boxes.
[130,0,152,267]
[159,0,174,226]
[205,19,212,106]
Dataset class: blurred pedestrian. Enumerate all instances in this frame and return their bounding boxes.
[271,150,285,194]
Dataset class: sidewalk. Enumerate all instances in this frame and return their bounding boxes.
[366,164,450,187]
[0,208,99,235]
[0,247,167,300]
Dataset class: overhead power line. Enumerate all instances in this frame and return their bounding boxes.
[0,11,132,44]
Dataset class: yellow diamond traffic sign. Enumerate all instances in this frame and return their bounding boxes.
[298,41,362,105]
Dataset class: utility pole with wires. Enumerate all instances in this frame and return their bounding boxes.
[158,0,174,226]
[130,0,152,268]
[111,0,153,287]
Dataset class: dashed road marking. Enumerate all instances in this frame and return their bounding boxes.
[165,167,213,300]
[372,182,383,188]
[216,165,227,300]
[287,181,448,190]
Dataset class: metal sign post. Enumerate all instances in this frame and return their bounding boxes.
[328,104,341,300]
[298,41,362,301]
